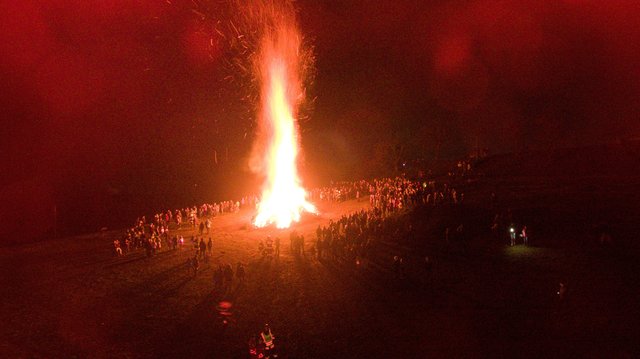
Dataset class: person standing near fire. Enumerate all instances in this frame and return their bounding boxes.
[205,218,211,234]
[191,254,199,277]
[261,324,277,358]
[198,238,207,259]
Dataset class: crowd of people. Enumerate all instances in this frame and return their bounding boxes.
[302,177,464,280]
[309,180,370,202]
[113,196,259,257]
[448,159,474,178]
[106,161,549,356]
[102,156,570,358]
[310,176,465,210]
[113,176,466,271]
[158,196,259,231]
[211,262,245,290]
[110,172,474,297]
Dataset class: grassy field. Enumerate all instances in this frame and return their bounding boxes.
[2,170,639,358]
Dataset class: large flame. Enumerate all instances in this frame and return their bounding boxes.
[252,7,316,229]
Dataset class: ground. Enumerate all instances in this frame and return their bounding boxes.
[2,148,640,358]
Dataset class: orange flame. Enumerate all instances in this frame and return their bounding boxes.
[252,10,316,228]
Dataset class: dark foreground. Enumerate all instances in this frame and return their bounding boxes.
[2,174,640,358]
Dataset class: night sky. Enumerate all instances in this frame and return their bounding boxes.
[2,0,639,239]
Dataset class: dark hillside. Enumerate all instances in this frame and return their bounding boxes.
[475,141,640,178]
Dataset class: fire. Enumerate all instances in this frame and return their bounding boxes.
[252,5,316,228]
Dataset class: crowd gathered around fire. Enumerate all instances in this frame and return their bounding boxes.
[112,196,258,257]
[107,166,548,356]
[304,177,463,272]
[111,175,467,288]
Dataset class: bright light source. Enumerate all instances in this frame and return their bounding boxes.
[252,4,316,229]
